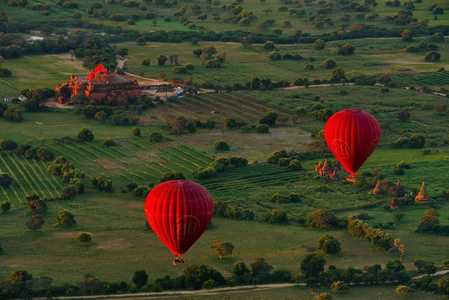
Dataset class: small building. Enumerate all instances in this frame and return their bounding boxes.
[415,182,431,203]
[55,64,141,105]
[18,95,27,101]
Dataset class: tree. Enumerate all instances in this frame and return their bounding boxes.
[241,36,253,47]
[142,57,150,65]
[430,32,444,43]
[157,55,168,65]
[331,281,348,293]
[56,209,76,226]
[318,235,341,255]
[268,51,281,60]
[77,127,94,142]
[409,134,425,148]
[132,126,141,137]
[77,233,92,244]
[338,43,355,55]
[0,173,12,187]
[259,110,278,126]
[423,263,437,274]
[233,262,250,276]
[315,292,332,300]
[149,132,163,142]
[0,139,18,151]
[214,140,230,151]
[438,276,449,295]
[330,67,346,82]
[314,39,326,50]
[264,41,275,50]
[300,253,326,278]
[0,56,4,67]
[136,37,146,45]
[26,214,44,231]
[182,264,225,290]
[425,51,441,62]
[250,257,273,280]
[132,270,148,289]
[203,46,217,58]
[307,209,338,228]
[69,50,74,62]
[397,110,410,122]
[37,147,55,161]
[79,274,102,295]
[1,200,11,212]
[401,29,412,42]
[3,108,23,122]
[209,240,235,259]
[160,171,185,182]
[322,59,336,69]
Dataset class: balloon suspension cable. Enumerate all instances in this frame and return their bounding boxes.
[346,175,355,182]
[173,255,185,265]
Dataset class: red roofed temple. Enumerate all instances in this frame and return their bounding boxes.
[55,65,141,105]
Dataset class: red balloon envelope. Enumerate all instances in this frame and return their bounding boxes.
[324,109,381,176]
[145,180,214,258]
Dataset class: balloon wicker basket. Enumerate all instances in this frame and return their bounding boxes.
[173,256,185,265]
[346,176,355,182]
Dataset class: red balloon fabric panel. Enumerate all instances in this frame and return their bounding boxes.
[324,109,381,175]
[145,180,214,256]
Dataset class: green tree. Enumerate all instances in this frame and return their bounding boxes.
[26,214,44,231]
[77,127,94,142]
[397,110,410,122]
[259,110,278,126]
[202,46,217,58]
[160,171,185,182]
[132,126,141,137]
[149,132,163,142]
[330,67,346,82]
[300,253,326,278]
[233,262,250,276]
[314,39,326,50]
[142,57,150,65]
[425,51,441,62]
[77,233,92,244]
[409,134,425,148]
[307,209,338,228]
[338,43,355,55]
[250,257,273,280]
[401,29,412,42]
[56,209,76,226]
[264,41,275,50]
[136,37,146,45]
[214,140,230,151]
[322,59,336,69]
[132,270,149,289]
[331,281,348,293]
[209,240,235,259]
[268,51,281,60]
[0,139,18,151]
[438,276,449,295]
[182,264,225,290]
[0,173,12,187]
[1,200,11,212]
[3,107,23,122]
[157,55,168,65]
[318,235,341,255]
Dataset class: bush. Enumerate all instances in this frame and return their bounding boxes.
[103,138,117,147]
[149,132,164,142]
[0,173,13,187]
[77,127,94,141]
[160,171,185,182]
[256,124,269,133]
[0,139,18,151]
[77,232,91,243]
[425,51,441,62]
[307,209,338,228]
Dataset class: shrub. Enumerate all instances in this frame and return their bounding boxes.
[160,171,185,182]
[0,173,13,187]
[256,124,269,133]
[0,139,18,151]
[307,209,338,228]
[103,138,117,147]
[149,132,164,142]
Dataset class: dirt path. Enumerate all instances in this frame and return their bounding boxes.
[280,82,355,90]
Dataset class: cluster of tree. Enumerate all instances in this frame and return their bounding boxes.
[92,174,112,192]
[23,192,47,231]
[392,134,425,148]
[123,182,152,197]
[213,200,255,220]
[160,171,185,182]
[0,102,23,122]
[260,209,288,224]
[82,105,139,125]
[194,156,248,180]
[19,88,55,111]
[15,142,55,161]
[163,115,197,133]
[269,192,301,203]
[265,149,303,171]
[267,51,303,61]
[416,208,449,235]
[406,41,439,53]
[47,156,85,199]
[347,216,405,256]
[1,200,11,212]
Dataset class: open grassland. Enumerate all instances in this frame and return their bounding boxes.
[1,0,446,36]
[122,38,449,87]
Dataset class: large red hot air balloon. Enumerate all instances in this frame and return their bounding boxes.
[324,109,381,180]
[145,180,214,264]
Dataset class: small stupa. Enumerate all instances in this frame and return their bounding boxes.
[415,182,431,203]
[389,197,399,209]
[373,180,382,195]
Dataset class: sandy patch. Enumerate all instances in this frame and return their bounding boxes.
[153,141,181,148]
[95,238,133,251]
[135,150,165,162]
[35,121,43,124]
[97,159,127,170]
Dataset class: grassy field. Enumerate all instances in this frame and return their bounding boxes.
[121,38,449,87]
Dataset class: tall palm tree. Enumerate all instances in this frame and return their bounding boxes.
[69,50,74,62]
[0,56,4,67]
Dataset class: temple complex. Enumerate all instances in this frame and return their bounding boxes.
[55,65,141,105]
[315,160,340,181]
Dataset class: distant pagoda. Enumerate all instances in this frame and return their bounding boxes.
[389,197,399,209]
[373,180,382,195]
[415,182,431,203]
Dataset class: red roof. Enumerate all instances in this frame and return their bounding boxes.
[94,64,108,73]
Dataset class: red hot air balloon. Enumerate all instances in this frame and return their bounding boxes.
[324,109,381,180]
[145,180,214,264]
